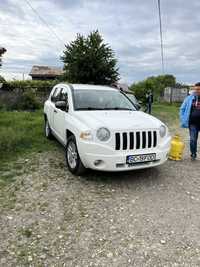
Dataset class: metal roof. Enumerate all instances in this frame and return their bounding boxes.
[29,65,63,77]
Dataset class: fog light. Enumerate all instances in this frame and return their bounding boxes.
[116,163,125,168]
[94,160,102,166]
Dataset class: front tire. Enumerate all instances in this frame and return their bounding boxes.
[66,135,86,175]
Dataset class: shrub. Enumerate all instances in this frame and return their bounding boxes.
[3,80,58,92]
[16,90,41,110]
[0,80,64,111]
[130,74,176,103]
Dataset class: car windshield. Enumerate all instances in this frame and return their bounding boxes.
[73,89,136,111]
[126,94,137,103]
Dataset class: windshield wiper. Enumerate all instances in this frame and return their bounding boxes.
[76,107,104,110]
[103,107,134,110]
[76,107,134,111]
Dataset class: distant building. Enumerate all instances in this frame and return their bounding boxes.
[29,65,63,80]
[163,87,190,103]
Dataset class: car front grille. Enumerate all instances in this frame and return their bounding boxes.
[115,130,158,151]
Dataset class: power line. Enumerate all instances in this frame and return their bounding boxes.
[157,0,164,74]
[24,0,65,47]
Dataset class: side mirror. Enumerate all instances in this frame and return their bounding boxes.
[55,101,67,111]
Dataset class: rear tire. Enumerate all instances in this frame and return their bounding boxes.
[44,118,53,139]
[66,135,86,175]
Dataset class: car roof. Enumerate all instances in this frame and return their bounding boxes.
[58,83,117,91]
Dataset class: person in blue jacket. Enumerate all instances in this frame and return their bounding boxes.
[180,82,200,160]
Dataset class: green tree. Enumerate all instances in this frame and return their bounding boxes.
[130,74,176,102]
[61,30,119,84]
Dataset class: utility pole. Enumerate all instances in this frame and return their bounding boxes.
[157,0,164,74]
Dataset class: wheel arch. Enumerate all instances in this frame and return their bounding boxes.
[66,129,75,143]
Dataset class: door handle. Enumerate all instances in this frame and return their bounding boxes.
[54,110,57,113]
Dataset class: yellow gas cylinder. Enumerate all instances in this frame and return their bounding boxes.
[169,134,185,161]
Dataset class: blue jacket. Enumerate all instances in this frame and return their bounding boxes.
[180,94,195,128]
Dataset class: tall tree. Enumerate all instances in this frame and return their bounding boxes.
[61,30,119,84]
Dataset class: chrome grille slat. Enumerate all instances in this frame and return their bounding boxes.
[115,130,157,151]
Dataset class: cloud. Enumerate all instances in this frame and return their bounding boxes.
[0,0,200,84]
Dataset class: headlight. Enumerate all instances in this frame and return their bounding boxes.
[80,130,92,140]
[96,127,110,142]
[159,125,167,138]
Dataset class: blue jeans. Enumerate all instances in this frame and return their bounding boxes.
[145,102,152,114]
[189,124,200,156]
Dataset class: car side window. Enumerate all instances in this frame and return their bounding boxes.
[50,88,56,102]
[60,90,68,102]
[60,89,68,102]
[52,88,61,102]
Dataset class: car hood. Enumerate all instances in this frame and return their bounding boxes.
[74,111,163,130]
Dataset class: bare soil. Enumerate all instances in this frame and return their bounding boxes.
[1,131,200,266]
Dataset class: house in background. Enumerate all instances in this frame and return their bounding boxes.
[163,86,190,103]
[29,65,63,80]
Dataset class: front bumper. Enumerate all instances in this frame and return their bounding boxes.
[77,135,171,172]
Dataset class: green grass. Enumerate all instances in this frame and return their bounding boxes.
[0,110,57,185]
[0,110,56,160]
[152,102,180,127]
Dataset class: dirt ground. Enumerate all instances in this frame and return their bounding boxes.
[1,132,200,267]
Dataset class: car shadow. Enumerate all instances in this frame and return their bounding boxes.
[82,166,164,187]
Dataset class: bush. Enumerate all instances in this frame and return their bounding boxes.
[0,79,65,111]
[0,75,7,90]
[130,74,176,103]
[16,90,41,110]
[0,90,41,111]
[2,80,58,92]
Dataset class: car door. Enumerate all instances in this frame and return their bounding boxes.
[48,87,59,127]
[52,87,69,143]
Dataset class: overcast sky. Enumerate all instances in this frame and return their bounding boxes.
[0,0,200,83]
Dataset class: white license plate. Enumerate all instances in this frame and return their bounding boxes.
[126,153,156,164]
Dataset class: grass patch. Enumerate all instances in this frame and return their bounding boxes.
[0,110,57,185]
[0,110,56,161]
[152,103,180,129]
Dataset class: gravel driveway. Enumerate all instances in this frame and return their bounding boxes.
[1,133,200,266]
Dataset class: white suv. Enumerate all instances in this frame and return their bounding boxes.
[44,83,171,175]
